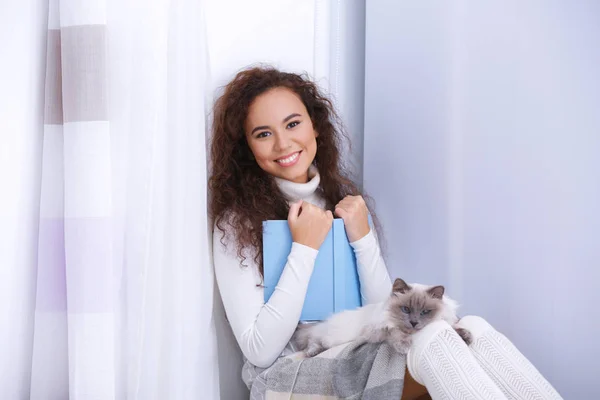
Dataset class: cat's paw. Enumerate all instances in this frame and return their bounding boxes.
[387,331,412,355]
[394,338,412,354]
[454,327,473,345]
[353,336,368,347]
[304,343,324,358]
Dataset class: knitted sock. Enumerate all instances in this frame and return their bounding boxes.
[407,320,507,400]
[457,316,563,400]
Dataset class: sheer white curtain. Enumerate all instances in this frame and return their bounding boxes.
[0,0,48,397]
[1,0,218,398]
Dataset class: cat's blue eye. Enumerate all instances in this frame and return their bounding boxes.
[287,121,300,129]
[421,310,431,315]
[401,306,410,314]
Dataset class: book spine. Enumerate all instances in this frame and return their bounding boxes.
[333,220,344,313]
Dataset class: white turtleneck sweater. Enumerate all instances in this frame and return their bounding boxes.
[213,167,392,368]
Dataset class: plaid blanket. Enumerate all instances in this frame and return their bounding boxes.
[245,341,406,400]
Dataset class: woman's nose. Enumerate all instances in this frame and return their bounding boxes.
[274,132,291,151]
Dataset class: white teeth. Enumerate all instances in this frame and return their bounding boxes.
[276,152,299,164]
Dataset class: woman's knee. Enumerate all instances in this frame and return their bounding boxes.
[455,315,494,339]
[407,320,458,384]
[411,319,454,346]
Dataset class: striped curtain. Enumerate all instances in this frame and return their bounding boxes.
[30,0,218,398]
[32,0,112,397]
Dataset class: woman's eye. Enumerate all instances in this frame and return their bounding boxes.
[287,121,300,129]
[421,310,431,315]
[256,131,271,139]
[401,306,410,314]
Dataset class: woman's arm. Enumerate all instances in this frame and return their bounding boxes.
[350,229,392,304]
[213,227,318,368]
[334,195,392,304]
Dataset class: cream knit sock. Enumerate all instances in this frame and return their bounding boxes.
[457,316,563,400]
[407,320,507,400]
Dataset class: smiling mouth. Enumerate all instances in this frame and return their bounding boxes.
[275,151,301,167]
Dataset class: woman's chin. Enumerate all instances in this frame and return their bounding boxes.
[275,165,310,183]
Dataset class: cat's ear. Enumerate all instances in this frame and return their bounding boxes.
[427,285,445,299]
[392,278,411,294]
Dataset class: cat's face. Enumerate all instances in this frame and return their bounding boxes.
[388,278,445,333]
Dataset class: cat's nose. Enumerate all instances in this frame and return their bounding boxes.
[410,321,417,327]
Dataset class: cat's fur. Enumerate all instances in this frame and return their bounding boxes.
[293,278,471,357]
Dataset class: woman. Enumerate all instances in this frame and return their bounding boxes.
[210,66,561,399]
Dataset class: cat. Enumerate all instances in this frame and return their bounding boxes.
[293,278,472,357]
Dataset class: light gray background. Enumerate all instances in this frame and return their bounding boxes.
[364,1,600,398]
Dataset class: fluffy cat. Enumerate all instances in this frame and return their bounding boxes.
[293,278,471,357]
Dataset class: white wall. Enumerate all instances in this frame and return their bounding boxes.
[205,0,366,182]
[364,1,600,398]
[205,2,315,397]
[325,1,367,185]
[205,1,365,398]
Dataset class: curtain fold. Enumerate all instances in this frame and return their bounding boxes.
[28,0,218,398]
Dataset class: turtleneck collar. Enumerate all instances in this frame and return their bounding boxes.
[274,164,321,203]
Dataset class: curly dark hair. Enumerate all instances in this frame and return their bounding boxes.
[209,66,379,277]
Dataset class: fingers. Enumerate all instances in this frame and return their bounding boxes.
[325,209,334,221]
[333,195,370,242]
[336,195,364,208]
[335,195,366,217]
[287,200,302,224]
[308,205,333,222]
[289,201,332,223]
[300,201,316,213]
[297,202,326,217]
[287,202,334,249]
[334,206,347,219]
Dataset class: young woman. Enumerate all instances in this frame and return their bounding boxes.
[209,66,562,400]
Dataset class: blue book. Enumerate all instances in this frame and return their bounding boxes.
[262,219,362,321]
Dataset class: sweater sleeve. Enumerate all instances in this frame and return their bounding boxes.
[213,225,317,368]
[350,229,392,304]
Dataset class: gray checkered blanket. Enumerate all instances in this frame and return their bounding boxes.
[244,340,406,400]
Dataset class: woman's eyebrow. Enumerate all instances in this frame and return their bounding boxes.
[251,125,270,135]
[282,113,301,123]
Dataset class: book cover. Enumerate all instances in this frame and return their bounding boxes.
[262,219,362,321]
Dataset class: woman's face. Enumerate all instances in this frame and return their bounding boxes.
[245,87,318,183]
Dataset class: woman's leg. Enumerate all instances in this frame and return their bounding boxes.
[457,316,563,400]
[407,320,508,400]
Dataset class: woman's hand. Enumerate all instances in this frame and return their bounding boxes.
[288,201,334,250]
[334,195,370,242]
